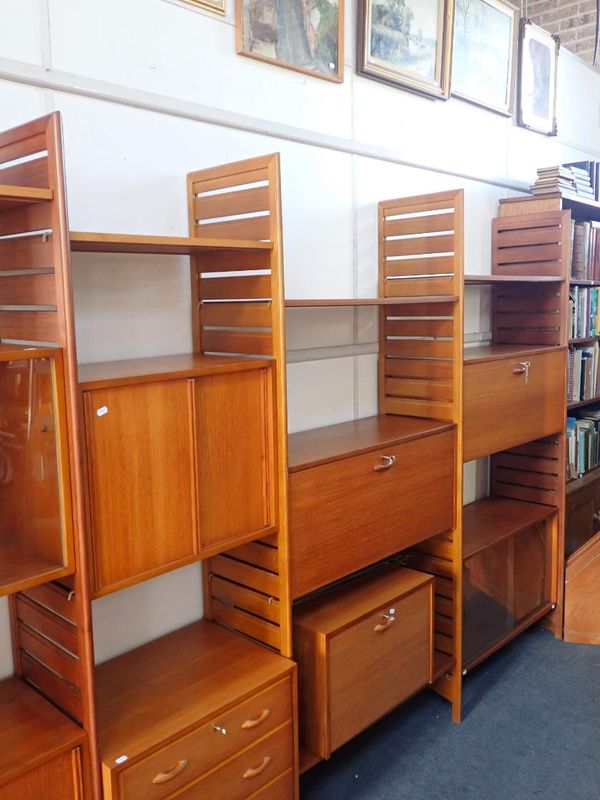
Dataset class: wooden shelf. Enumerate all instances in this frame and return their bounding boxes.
[463,343,563,365]
[0,184,53,211]
[566,463,600,494]
[463,497,556,561]
[0,536,70,597]
[569,337,598,345]
[69,231,273,255]
[0,678,84,788]
[567,396,600,410]
[285,296,458,307]
[464,274,564,284]
[288,414,455,472]
[570,279,600,286]
[78,352,272,390]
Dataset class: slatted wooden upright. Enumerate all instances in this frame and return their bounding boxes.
[377,190,464,722]
[187,155,292,657]
[0,115,99,795]
[491,207,569,637]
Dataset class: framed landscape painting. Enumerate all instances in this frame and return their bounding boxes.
[452,0,518,115]
[357,0,456,99]
[237,0,344,83]
[517,19,559,135]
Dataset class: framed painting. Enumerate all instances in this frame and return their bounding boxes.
[237,0,344,83]
[517,19,559,135]
[178,0,226,14]
[452,0,518,116]
[357,0,456,99]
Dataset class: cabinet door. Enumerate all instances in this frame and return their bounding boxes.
[0,748,83,800]
[194,368,275,553]
[84,380,197,595]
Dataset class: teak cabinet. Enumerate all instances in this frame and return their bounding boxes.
[80,356,276,596]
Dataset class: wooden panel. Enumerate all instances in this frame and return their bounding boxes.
[195,249,272,272]
[202,329,273,355]
[384,256,456,277]
[564,532,600,644]
[18,625,81,687]
[384,212,455,236]
[15,595,78,655]
[209,555,280,597]
[21,653,82,722]
[383,395,454,420]
[0,234,53,270]
[0,156,49,189]
[385,339,454,358]
[463,348,565,462]
[380,193,461,216]
[83,379,198,595]
[0,309,60,342]
[384,276,455,297]
[201,302,273,327]
[210,576,280,624]
[200,275,272,300]
[195,368,275,551]
[496,226,563,247]
[493,211,569,278]
[383,300,456,316]
[21,582,76,624]
[0,201,52,237]
[289,430,454,598]
[0,272,56,306]
[386,377,453,402]
[195,215,271,241]
[212,599,281,649]
[384,234,455,258]
[0,749,82,800]
[385,357,453,380]
[385,318,454,337]
[227,542,279,572]
[118,678,291,800]
[193,186,270,220]
[190,166,270,196]
[496,243,562,264]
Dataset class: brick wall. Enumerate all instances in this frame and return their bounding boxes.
[527,0,598,65]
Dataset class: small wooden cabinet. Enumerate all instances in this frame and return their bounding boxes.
[0,678,86,800]
[80,355,276,596]
[293,566,433,760]
[96,620,297,800]
[288,416,455,599]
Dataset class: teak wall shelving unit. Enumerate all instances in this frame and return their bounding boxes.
[0,110,579,799]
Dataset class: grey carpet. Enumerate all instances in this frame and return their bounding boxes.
[301,628,600,800]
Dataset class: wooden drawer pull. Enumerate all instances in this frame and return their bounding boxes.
[241,708,271,729]
[373,454,396,471]
[152,759,188,785]
[243,755,272,779]
[374,614,396,632]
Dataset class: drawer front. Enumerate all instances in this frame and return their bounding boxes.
[463,349,565,462]
[0,748,83,800]
[119,678,292,800]
[165,722,293,800]
[328,584,432,754]
[289,430,454,598]
[244,769,295,800]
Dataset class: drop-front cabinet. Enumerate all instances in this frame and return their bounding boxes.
[80,354,276,596]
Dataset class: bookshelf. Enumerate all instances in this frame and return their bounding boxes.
[499,191,600,647]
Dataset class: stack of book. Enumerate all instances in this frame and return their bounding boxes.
[569,285,600,339]
[563,160,600,202]
[530,166,578,196]
[571,220,600,280]
[567,341,600,403]
[567,409,600,477]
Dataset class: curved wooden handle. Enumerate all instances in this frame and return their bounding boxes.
[374,614,395,632]
[241,708,271,729]
[512,366,527,374]
[152,758,188,785]
[243,755,272,779]
[373,454,396,471]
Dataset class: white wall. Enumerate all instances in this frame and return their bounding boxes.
[1,0,599,677]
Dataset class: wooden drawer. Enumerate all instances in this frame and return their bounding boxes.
[245,769,295,800]
[160,722,293,800]
[463,349,565,462]
[289,429,454,598]
[119,677,292,800]
[0,748,83,800]
[294,566,433,759]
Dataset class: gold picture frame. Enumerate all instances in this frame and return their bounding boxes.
[357,0,456,99]
[180,0,226,16]
[237,0,344,83]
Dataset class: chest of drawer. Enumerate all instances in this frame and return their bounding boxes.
[160,722,293,800]
[114,677,293,800]
[294,566,433,759]
[289,429,454,598]
[463,348,565,462]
